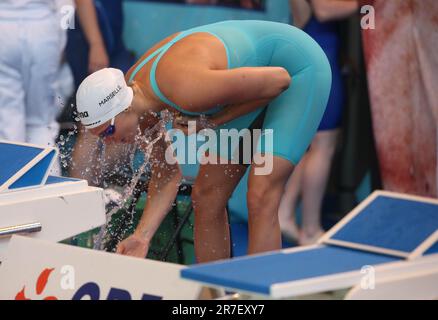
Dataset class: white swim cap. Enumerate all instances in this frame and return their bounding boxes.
[76,68,133,129]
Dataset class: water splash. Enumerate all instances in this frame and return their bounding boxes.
[57,109,177,251]
[93,113,172,251]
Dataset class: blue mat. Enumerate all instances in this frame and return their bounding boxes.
[425,242,438,255]
[9,150,55,189]
[0,142,59,191]
[0,143,43,186]
[330,195,438,254]
[46,176,81,185]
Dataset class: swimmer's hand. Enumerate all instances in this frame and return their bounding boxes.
[116,234,150,258]
[173,114,217,135]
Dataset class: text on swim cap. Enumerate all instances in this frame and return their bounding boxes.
[78,111,89,118]
[99,85,122,108]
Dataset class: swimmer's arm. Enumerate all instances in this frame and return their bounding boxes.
[133,137,182,243]
[165,67,291,113]
[205,67,291,125]
[310,0,359,22]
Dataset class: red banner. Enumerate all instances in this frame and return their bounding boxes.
[362,0,438,197]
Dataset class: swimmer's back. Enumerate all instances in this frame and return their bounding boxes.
[127,20,325,116]
[185,20,323,69]
[127,20,310,79]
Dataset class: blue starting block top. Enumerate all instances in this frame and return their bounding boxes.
[425,241,438,255]
[45,176,81,185]
[321,192,438,259]
[181,191,438,296]
[181,246,399,295]
[0,141,58,193]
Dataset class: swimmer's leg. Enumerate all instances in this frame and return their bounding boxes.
[247,156,294,254]
[192,160,246,263]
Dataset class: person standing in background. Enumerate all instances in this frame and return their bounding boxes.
[66,0,135,87]
[0,0,69,174]
[278,0,358,245]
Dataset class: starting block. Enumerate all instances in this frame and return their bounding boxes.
[0,141,200,300]
[0,141,105,261]
[181,191,438,299]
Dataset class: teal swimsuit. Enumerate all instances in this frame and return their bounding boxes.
[129,20,331,165]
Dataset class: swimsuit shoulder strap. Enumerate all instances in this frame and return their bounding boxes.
[127,44,165,84]
[129,31,201,116]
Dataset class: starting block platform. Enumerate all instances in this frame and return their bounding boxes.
[0,141,106,261]
[0,141,58,192]
[181,191,438,299]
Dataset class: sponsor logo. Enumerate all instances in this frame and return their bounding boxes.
[71,282,162,300]
[15,267,162,300]
[15,268,58,300]
[165,121,274,175]
[78,111,89,119]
